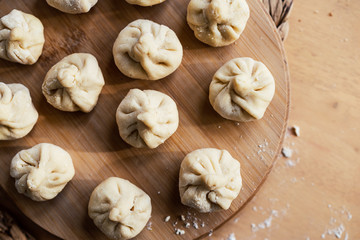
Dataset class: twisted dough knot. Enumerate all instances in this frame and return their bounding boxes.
[0,83,12,104]
[201,174,228,191]
[57,65,79,88]
[233,75,253,98]
[206,0,231,23]
[131,33,155,62]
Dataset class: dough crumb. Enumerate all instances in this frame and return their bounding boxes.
[281,147,293,158]
[164,216,170,222]
[328,12,333,17]
[146,221,152,231]
[227,233,236,240]
[175,228,185,235]
[292,125,300,136]
[314,10,319,14]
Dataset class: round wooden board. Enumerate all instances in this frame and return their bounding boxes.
[0,1,289,239]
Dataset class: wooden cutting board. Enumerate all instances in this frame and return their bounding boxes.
[0,0,289,239]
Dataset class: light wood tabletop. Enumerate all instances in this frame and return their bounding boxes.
[1,0,359,239]
[212,0,360,239]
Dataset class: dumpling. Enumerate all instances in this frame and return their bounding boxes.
[0,9,45,65]
[0,82,38,140]
[10,143,75,201]
[125,0,165,7]
[187,0,250,47]
[116,89,179,149]
[42,53,105,113]
[88,177,152,240]
[113,19,183,81]
[179,148,242,213]
[46,0,98,14]
[209,57,275,122]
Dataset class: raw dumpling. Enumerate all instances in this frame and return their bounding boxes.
[10,143,75,201]
[42,53,105,113]
[209,57,275,122]
[179,148,242,213]
[125,0,166,6]
[116,89,179,149]
[187,0,250,47]
[0,9,45,64]
[0,82,38,140]
[88,177,152,240]
[113,19,183,80]
[46,0,98,14]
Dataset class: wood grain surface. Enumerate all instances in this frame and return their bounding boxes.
[0,0,289,239]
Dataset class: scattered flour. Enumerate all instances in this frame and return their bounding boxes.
[164,216,170,222]
[227,233,236,240]
[251,210,279,232]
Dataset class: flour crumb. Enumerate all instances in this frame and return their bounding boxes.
[292,125,300,136]
[314,10,319,14]
[180,215,185,221]
[157,191,161,195]
[217,125,221,129]
[227,233,236,240]
[185,222,190,228]
[209,230,213,236]
[347,212,352,221]
[321,233,325,239]
[193,222,199,229]
[306,237,310,240]
[282,147,293,158]
[344,232,349,240]
[201,222,205,227]
[286,159,296,167]
[175,228,185,235]
[253,206,257,211]
[164,216,170,222]
[146,221,152,231]
[328,204,332,208]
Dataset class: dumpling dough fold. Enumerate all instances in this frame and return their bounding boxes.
[10,143,75,201]
[88,177,152,240]
[187,0,250,47]
[113,19,183,80]
[179,148,242,213]
[125,0,166,6]
[42,53,105,112]
[0,82,38,140]
[0,9,45,64]
[46,0,98,14]
[116,89,179,149]
[209,57,275,122]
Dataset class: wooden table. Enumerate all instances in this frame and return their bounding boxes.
[1,0,359,239]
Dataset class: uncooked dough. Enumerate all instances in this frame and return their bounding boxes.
[209,57,275,122]
[0,9,45,64]
[113,19,183,80]
[42,53,105,112]
[179,148,242,213]
[0,82,38,140]
[125,0,166,6]
[187,0,250,47]
[10,143,75,201]
[46,0,98,14]
[88,177,152,240]
[116,89,179,148]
